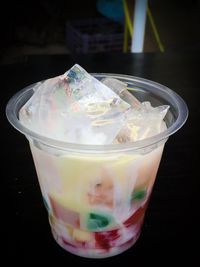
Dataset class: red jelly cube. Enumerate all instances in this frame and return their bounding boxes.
[124,203,148,227]
[95,229,120,249]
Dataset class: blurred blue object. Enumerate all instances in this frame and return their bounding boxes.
[97,0,124,23]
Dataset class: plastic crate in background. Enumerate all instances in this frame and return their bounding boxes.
[66,17,124,53]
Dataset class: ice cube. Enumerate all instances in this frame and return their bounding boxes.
[115,102,169,143]
[19,64,131,145]
[102,77,141,108]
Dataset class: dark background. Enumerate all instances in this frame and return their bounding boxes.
[1,0,200,64]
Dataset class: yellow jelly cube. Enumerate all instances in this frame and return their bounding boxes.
[72,229,92,242]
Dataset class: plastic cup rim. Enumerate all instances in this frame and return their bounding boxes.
[6,73,188,153]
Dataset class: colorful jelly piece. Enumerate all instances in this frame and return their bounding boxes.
[73,229,92,243]
[124,203,148,227]
[87,213,112,231]
[87,169,114,208]
[131,189,146,202]
[65,224,73,238]
[49,195,80,227]
[95,229,120,249]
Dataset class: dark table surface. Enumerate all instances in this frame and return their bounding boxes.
[2,53,199,265]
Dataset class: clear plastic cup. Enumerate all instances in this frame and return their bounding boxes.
[6,74,188,258]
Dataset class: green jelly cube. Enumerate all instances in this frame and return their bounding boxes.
[131,189,146,201]
[87,213,111,231]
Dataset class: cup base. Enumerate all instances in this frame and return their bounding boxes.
[51,228,141,259]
